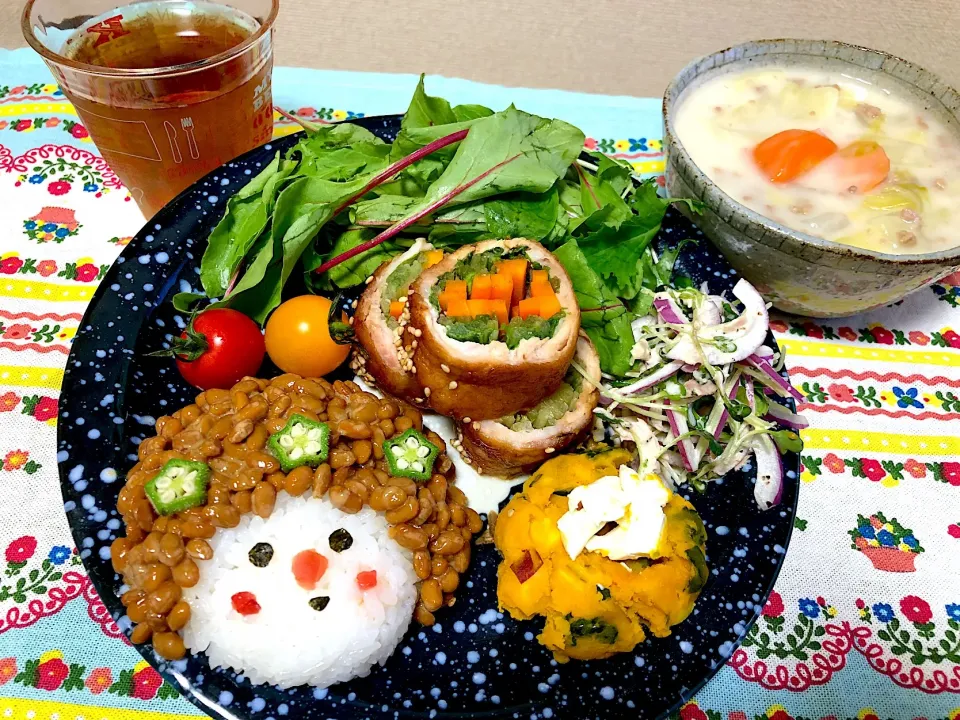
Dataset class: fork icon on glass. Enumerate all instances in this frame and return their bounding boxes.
[180,117,200,160]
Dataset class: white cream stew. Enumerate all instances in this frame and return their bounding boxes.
[674,67,960,254]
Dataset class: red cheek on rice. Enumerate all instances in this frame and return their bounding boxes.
[356,570,378,590]
[231,591,261,615]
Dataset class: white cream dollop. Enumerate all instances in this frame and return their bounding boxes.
[557,464,670,562]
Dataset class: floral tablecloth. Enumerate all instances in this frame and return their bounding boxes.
[2,45,960,720]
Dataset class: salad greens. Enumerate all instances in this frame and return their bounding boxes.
[187,76,700,371]
[594,280,807,510]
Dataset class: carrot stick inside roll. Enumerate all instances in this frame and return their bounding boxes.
[352,239,437,403]
[408,238,581,421]
[456,334,601,476]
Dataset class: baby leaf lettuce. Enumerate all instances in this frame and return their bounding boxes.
[315,107,585,275]
[190,77,697,359]
[483,185,560,240]
[225,173,376,322]
[390,76,493,188]
[421,107,584,209]
[554,239,634,377]
[200,154,282,298]
[555,181,703,375]
[304,228,406,290]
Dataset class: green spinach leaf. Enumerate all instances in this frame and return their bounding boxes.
[303,228,406,289]
[420,107,584,209]
[483,185,559,240]
[553,239,634,376]
[200,153,284,298]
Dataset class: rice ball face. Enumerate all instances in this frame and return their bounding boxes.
[181,494,417,689]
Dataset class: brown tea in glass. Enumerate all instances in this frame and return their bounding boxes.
[22,0,279,217]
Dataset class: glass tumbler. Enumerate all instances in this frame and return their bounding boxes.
[22,0,279,217]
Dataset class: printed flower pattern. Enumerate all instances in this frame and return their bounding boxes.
[762,591,784,618]
[14,156,111,197]
[901,595,933,624]
[859,594,960,667]
[84,667,112,694]
[828,384,854,402]
[850,513,923,571]
[5,536,37,564]
[799,377,960,415]
[872,602,895,623]
[47,546,71,565]
[0,254,108,282]
[22,207,81,243]
[21,395,58,423]
[10,651,177,700]
[785,318,960,351]
[806,452,960,488]
[35,657,69,691]
[278,106,364,123]
[0,658,16,686]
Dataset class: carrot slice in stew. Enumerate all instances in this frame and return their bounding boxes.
[753,129,838,184]
[834,140,891,193]
[292,550,328,590]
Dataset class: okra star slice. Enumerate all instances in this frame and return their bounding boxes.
[267,414,330,471]
[145,459,210,516]
[384,428,439,482]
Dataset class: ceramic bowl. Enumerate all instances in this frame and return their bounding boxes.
[662,39,960,318]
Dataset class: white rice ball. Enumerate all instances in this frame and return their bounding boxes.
[181,494,416,689]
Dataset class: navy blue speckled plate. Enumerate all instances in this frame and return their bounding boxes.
[57,116,799,720]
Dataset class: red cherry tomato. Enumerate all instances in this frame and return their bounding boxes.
[170,308,265,390]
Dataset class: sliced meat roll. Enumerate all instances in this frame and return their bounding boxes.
[352,239,441,403]
[408,238,580,421]
[457,334,600,476]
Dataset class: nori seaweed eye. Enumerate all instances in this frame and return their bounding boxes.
[309,596,331,612]
[248,542,274,567]
[329,528,353,553]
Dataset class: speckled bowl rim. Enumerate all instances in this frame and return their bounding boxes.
[663,38,960,267]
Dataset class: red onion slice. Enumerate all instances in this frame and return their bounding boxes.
[653,296,690,325]
[764,402,810,429]
[666,280,769,365]
[664,399,698,472]
[744,354,804,402]
[618,360,684,395]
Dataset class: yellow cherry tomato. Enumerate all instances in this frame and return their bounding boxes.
[264,295,350,377]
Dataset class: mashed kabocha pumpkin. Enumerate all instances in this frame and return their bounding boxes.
[494,449,707,662]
